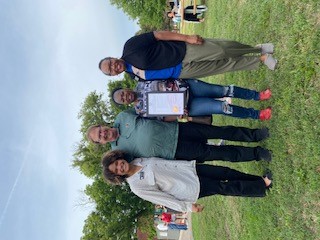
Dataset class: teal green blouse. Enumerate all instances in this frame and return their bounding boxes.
[111,109,179,160]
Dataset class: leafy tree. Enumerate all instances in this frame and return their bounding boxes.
[81,212,111,240]
[72,91,112,178]
[72,140,107,178]
[82,177,153,240]
[110,0,167,29]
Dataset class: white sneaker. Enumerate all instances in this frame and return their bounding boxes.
[256,43,274,54]
[263,53,278,70]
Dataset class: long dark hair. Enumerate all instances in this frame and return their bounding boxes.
[101,150,129,185]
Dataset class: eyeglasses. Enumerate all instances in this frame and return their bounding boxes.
[120,91,125,103]
[96,126,102,143]
[104,59,115,76]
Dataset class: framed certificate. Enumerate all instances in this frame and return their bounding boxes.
[146,91,186,116]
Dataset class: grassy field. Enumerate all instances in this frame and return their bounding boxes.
[181,1,320,239]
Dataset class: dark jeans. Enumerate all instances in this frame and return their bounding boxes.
[174,122,267,162]
[186,79,260,119]
[196,164,266,197]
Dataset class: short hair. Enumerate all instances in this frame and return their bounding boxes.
[86,124,101,144]
[98,57,112,75]
[101,150,129,184]
[110,87,124,105]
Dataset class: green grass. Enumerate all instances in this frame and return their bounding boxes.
[182,1,320,239]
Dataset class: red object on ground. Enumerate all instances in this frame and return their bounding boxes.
[161,213,172,223]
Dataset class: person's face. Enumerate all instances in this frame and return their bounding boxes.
[113,89,136,105]
[108,159,129,176]
[89,126,119,144]
[168,12,175,18]
[100,58,125,76]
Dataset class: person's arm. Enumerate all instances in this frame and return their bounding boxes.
[163,116,179,122]
[153,31,204,45]
[163,108,189,122]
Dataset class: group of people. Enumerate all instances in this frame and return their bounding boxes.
[89,30,277,213]
[167,3,208,23]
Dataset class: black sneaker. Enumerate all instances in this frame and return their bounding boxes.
[256,127,270,141]
[257,147,272,162]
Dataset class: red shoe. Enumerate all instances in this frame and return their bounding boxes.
[259,107,272,120]
[259,89,272,101]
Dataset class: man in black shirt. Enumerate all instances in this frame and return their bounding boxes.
[99,31,277,80]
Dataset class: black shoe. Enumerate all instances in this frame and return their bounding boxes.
[263,169,273,189]
[257,147,272,162]
[256,127,270,141]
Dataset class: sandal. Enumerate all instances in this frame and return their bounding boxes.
[263,169,273,189]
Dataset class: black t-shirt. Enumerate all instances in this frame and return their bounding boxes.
[121,32,186,70]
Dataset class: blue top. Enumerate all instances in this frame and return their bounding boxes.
[126,63,182,80]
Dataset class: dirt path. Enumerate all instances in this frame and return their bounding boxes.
[179,212,194,240]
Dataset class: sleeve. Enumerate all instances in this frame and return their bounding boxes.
[130,184,193,212]
[124,32,157,51]
[173,16,181,23]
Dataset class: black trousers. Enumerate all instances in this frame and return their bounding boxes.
[196,164,266,197]
[174,122,266,162]
[184,6,205,22]
[184,13,201,22]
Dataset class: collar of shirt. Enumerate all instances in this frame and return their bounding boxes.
[111,125,120,146]
[125,62,133,73]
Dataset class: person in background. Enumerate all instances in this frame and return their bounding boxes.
[160,212,187,225]
[167,5,207,23]
[167,2,207,23]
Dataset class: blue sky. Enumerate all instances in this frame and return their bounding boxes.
[0,0,139,239]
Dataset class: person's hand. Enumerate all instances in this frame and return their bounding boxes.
[192,203,204,212]
[177,109,189,120]
[172,84,179,91]
[186,35,204,45]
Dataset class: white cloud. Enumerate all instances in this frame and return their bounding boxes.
[0,135,34,228]
[0,0,140,239]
